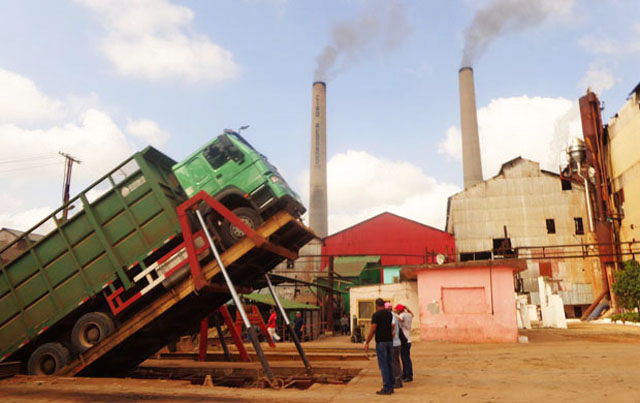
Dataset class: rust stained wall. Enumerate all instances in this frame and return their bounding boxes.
[446,158,602,305]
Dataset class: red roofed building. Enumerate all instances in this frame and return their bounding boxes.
[322,212,455,283]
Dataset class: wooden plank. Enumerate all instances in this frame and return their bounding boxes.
[0,361,20,378]
[58,211,297,376]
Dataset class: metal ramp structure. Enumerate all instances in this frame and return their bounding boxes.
[58,191,316,378]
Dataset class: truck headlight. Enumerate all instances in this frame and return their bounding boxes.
[269,175,283,184]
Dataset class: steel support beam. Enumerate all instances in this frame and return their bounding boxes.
[195,210,274,381]
[264,274,312,374]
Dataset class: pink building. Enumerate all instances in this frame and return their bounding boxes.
[403,260,526,343]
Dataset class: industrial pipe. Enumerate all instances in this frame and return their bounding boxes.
[264,274,312,374]
[576,162,595,233]
[195,209,274,381]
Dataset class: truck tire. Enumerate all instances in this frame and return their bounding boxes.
[220,207,263,248]
[27,342,71,375]
[71,312,115,353]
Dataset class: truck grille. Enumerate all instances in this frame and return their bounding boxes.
[251,184,275,210]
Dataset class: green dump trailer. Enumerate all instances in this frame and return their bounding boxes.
[0,146,188,372]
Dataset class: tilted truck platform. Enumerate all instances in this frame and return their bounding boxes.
[0,146,315,377]
[63,206,313,376]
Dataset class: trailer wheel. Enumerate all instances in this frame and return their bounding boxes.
[27,342,71,375]
[220,207,263,248]
[71,312,115,353]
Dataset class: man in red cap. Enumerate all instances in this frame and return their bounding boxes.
[395,304,413,382]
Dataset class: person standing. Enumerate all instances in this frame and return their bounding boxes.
[364,298,394,395]
[395,304,414,382]
[267,307,281,342]
[340,314,349,335]
[386,302,403,389]
[294,311,304,341]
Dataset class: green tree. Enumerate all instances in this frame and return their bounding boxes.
[612,260,640,313]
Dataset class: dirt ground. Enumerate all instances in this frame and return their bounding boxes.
[1,322,638,403]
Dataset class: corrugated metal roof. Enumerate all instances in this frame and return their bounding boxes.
[0,228,44,241]
[326,255,381,277]
[242,293,320,310]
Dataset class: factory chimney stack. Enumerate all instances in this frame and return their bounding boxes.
[309,81,328,238]
[458,67,483,189]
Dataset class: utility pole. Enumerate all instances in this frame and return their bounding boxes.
[59,152,81,220]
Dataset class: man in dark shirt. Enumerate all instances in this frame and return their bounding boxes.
[364,298,394,395]
[293,311,304,340]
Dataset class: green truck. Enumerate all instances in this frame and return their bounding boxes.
[0,129,308,375]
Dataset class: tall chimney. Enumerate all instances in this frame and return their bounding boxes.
[309,81,328,238]
[458,67,483,189]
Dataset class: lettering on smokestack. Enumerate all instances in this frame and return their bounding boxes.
[315,94,321,165]
[459,67,483,189]
[309,82,328,238]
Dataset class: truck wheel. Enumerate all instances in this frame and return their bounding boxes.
[220,207,263,248]
[71,312,115,353]
[27,342,71,375]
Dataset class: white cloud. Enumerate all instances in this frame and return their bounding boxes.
[76,0,240,83]
[126,118,170,148]
[580,64,618,94]
[0,109,132,181]
[438,96,582,179]
[299,150,460,234]
[578,23,640,56]
[438,126,462,162]
[578,35,621,55]
[0,207,55,234]
[0,69,62,124]
[0,68,169,231]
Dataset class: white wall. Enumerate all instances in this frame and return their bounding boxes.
[349,282,421,339]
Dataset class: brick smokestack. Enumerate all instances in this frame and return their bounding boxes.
[458,67,483,189]
[309,81,328,238]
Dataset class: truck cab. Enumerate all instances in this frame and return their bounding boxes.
[172,130,306,245]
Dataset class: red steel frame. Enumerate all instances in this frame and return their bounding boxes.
[176,190,297,291]
[104,230,208,316]
[233,305,275,348]
[202,304,275,362]
[218,305,250,362]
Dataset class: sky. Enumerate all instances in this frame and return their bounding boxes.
[0,0,639,236]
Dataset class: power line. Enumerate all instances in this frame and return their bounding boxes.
[0,155,59,165]
[0,161,62,174]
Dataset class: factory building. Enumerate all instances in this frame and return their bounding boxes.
[322,212,456,279]
[0,227,44,264]
[606,82,640,246]
[446,157,604,318]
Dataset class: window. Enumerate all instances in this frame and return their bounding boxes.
[574,217,584,235]
[460,251,492,262]
[561,179,572,191]
[286,259,295,269]
[358,301,374,320]
[574,306,583,318]
[492,238,515,257]
[203,144,229,169]
[546,219,556,234]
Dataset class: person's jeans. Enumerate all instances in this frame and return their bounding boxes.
[401,342,413,379]
[375,341,394,392]
[392,345,403,387]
